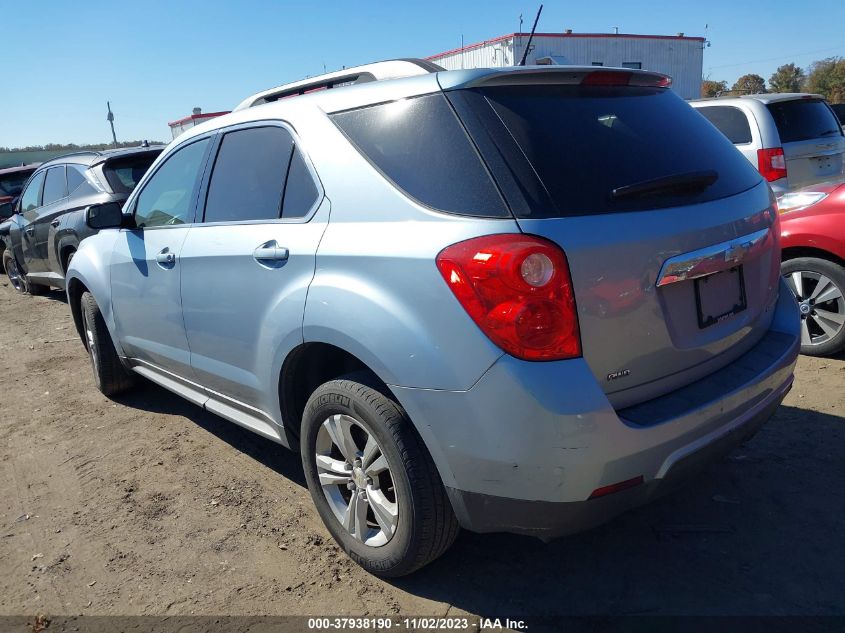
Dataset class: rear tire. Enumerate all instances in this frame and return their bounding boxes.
[80,291,135,396]
[301,373,459,577]
[782,257,845,356]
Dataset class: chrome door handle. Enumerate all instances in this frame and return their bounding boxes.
[50,219,61,228]
[253,241,289,263]
[24,226,35,235]
[155,248,176,266]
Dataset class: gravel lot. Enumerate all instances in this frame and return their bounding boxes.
[1,280,843,621]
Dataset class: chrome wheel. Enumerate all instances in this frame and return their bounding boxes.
[784,270,845,347]
[5,256,25,292]
[315,414,399,547]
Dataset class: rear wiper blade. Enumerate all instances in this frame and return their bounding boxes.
[612,170,719,200]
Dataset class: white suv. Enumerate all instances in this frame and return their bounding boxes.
[690,93,845,194]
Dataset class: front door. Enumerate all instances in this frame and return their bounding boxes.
[110,137,212,379]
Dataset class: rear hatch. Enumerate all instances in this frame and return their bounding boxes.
[767,97,845,190]
[445,69,780,407]
[99,149,162,195]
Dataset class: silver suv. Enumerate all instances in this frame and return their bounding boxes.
[690,93,845,194]
[66,61,800,576]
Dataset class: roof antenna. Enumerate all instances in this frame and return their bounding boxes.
[519,4,543,66]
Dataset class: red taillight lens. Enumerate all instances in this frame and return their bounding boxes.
[757,147,787,182]
[436,234,581,361]
[581,70,672,88]
[588,475,644,500]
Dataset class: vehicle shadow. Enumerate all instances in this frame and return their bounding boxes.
[112,380,307,488]
[392,404,845,618]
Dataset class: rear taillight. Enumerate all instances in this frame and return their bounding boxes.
[436,234,581,361]
[757,147,787,182]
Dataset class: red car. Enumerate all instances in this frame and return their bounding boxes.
[780,180,845,355]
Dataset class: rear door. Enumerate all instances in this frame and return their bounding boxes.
[29,165,68,273]
[180,123,327,415]
[767,98,845,190]
[449,79,778,407]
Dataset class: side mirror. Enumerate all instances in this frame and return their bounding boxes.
[86,202,125,230]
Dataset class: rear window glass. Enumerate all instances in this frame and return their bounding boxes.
[331,93,508,218]
[0,171,34,198]
[767,99,843,143]
[282,147,320,219]
[66,165,87,194]
[104,153,159,194]
[461,85,762,217]
[696,106,753,144]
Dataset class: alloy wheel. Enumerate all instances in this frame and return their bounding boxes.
[5,257,25,292]
[784,270,845,347]
[315,414,399,547]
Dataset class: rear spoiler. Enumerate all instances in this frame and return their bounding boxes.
[437,66,672,90]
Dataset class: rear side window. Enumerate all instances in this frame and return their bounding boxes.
[282,147,320,218]
[20,171,45,212]
[66,166,87,194]
[204,126,293,223]
[331,93,508,218]
[767,99,843,143]
[455,85,762,217]
[696,106,753,144]
[42,166,67,205]
[104,153,159,194]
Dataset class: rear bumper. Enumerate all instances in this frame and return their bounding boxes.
[392,280,799,538]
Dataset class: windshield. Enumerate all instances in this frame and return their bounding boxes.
[767,99,844,143]
[452,85,762,217]
[0,171,35,198]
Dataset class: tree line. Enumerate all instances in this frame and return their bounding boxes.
[0,140,165,154]
[701,57,845,102]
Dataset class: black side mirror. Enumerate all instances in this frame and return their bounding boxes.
[86,202,125,229]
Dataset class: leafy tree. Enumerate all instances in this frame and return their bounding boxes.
[731,74,767,94]
[701,79,728,97]
[768,63,806,93]
[805,57,845,103]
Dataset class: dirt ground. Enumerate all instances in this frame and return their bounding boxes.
[0,280,843,621]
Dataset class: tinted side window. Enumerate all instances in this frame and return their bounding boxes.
[20,171,45,212]
[42,166,67,205]
[696,106,753,144]
[204,127,293,223]
[282,147,320,218]
[67,166,87,195]
[135,139,210,229]
[331,93,508,218]
[767,99,843,143]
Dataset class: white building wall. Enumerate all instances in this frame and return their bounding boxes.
[430,35,704,100]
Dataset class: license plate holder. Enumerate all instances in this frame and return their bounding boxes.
[694,266,747,329]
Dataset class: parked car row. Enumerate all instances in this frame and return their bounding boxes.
[1,61,811,577]
[0,146,162,293]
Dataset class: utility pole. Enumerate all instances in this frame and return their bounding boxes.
[106,101,117,147]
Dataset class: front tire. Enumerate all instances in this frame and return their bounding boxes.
[301,374,459,577]
[80,291,135,396]
[782,257,845,356]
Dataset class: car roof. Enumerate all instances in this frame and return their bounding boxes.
[0,163,40,176]
[691,92,825,105]
[37,145,166,170]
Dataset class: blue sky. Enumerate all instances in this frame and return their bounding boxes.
[3,0,844,147]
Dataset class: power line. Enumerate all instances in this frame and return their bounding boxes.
[706,44,844,71]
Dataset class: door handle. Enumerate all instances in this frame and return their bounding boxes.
[24,226,35,236]
[155,248,176,267]
[253,241,289,263]
[50,219,61,228]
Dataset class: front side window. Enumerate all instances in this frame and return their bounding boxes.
[204,126,293,223]
[134,139,210,228]
[42,166,67,206]
[20,171,45,213]
[696,106,753,144]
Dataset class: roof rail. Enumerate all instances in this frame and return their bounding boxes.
[233,58,444,111]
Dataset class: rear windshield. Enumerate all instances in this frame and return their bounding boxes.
[767,99,843,143]
[0,171,34,198]
[103,152,160,194]
[453,85,762,217]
